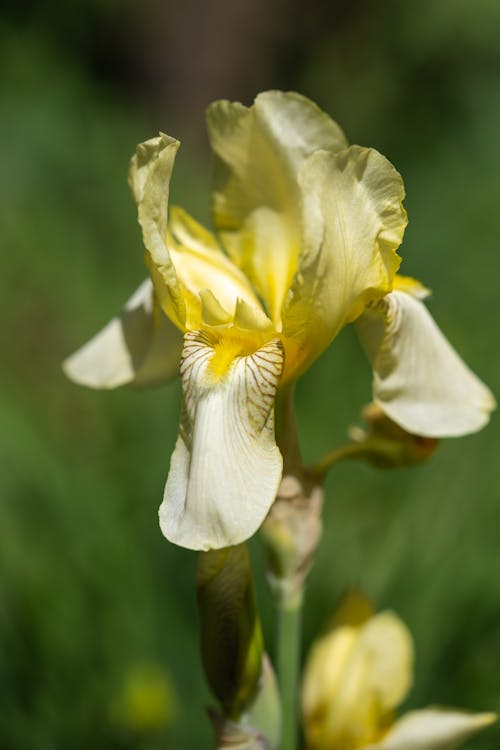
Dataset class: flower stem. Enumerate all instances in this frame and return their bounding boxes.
[277,589,303,750]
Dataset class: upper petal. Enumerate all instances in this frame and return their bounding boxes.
[130,130,267,331]
[371,708,496,750]
[129,133,187,328]
[207,91,347,325]
[159,332,284,550]
[358,612,414,713]
[282,146,406,380]
[356,290,496,437]
[63,279,183,389]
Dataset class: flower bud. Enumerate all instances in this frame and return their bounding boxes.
[196,545,263,718]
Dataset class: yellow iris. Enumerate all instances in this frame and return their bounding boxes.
[302,593,496,750]
[64,91,494,551]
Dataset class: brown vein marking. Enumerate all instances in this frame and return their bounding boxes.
[180,332,213,424]
[179,333,284,437]
[242,341,283,433]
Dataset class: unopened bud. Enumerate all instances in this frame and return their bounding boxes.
[261,475,323,606]
[196,545,263,719]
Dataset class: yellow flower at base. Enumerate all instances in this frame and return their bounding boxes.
[63,91,495,552]
[302,594,496,750]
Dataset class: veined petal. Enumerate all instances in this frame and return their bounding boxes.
[129,134,186,328]
[63,279,183,389]
[159,332,284,550]
[207,91,347,325]
[357,290,496,437]
[282,146,406,380]
[372,708,496,750]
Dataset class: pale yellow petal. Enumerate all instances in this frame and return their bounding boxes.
[302,626,358,731]
[199,289,232,326]
[234,298,274,332]
[393,275,431,299]
[372,708,496,750]
[129,133,186,328]
[163,205,265,330]
[357,290,496,437]
[358,611,414,712]
[302,609,413,750]
[302,625,370,750]
[282,146,406,380]
[129,131,265,330]
[207,91,347,325]
[169,236,264,330]
[159,332,284,550]
[169,204,222,253]
[63,279,182,389]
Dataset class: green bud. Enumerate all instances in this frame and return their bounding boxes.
[196,545,263,719]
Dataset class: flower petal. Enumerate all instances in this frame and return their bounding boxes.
[130,131,265,330]
[358,612,414,712]
[372,708,496,750]
[282,146,406,380]
[129,133,186,328]
[207,91,347,325]
[168,207,265,329]
[302,610,413,750]
[63,279,183,389]
[159,332,284,550]
[357,290,496,437]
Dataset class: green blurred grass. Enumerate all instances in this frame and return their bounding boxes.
[1,14,499,750]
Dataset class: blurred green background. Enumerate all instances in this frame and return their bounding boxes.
[1,1,500,748]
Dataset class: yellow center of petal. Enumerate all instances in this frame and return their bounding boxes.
[203,329,275,384]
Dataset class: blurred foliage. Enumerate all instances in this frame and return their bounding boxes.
[1,1,499,748]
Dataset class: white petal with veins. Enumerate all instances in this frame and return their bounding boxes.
[159,333,284,550]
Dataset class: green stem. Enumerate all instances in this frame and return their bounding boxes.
[277,590,303,750]
[308,437,407,480]
[275,383,302,474]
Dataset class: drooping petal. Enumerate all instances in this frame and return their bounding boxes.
[282,146,406,380]
[63,279,183,389]
[372,708,496,750]
[207,91,348,325]
[356,290,496,437]
[159,332,284,550]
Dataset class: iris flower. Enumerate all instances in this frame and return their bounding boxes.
[64,91,494,551]
[301,594,496,750]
